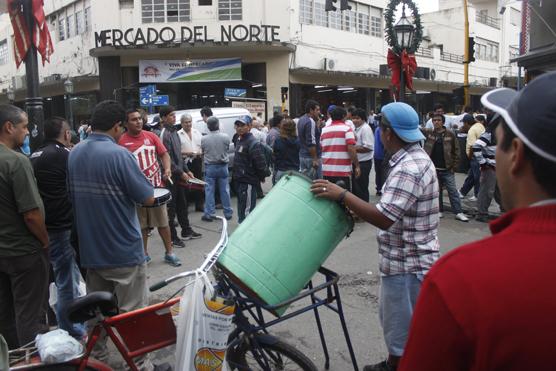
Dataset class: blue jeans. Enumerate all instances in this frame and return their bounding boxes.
[299,156,322,180]
[379,273,423,356]
[236,182,257,223]
[204,163,233,218]
[460,158,480,197]
[436,170,463,214]
[48,230,85,338]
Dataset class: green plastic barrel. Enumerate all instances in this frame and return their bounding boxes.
[218,171,353,316]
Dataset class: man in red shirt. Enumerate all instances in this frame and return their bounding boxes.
[400,71,556,371]
[119,109,181,267]
[320,106,360,190]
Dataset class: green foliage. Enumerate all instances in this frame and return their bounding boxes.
[384,0,423,54]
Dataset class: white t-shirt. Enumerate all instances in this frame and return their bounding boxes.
[177,128,202,158]
[250,128,267,143]
[424,115,458,130]
[354,123,374,162]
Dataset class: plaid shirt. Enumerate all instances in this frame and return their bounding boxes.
[376,143,440,276]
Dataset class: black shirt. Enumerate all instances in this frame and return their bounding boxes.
[431,134,447,169]
[30,140,72,231]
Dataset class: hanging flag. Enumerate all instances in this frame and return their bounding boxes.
[8,0,54,68]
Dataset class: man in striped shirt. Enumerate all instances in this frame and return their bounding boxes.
[473,113,503,222]
[320,106,360,190]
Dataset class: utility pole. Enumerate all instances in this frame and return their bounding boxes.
[22,0,44,151]
[463,0,470,107]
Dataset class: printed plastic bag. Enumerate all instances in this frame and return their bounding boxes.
[175,270,235,371]
[35,329,83,364]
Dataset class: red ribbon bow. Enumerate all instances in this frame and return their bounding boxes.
[387,48,417,100]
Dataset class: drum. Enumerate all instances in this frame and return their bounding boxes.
[144,187,172,208]
[217,171,353,316]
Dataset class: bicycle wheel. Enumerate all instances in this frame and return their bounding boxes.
[227,336,317,371]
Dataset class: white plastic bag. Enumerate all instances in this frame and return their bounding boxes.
[35,329,83,364]
[48,275,86,311]
[175,270,235,371]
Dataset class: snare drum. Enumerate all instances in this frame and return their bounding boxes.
[144,187,172,208]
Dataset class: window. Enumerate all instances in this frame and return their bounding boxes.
[329,9,342,29]
[300,0,313,25]
[314,1,327,27]
[142,0,190,23]
[219,0,242,21]
[357,4,370,35]
[343,3,356,32]
[66,13,74,38]
[84,6,91,30]
[75,10,84,35]
[510,8,520,26]
[199,0,212,5]
[58,16,65,40]
[370,6,382,37]
[476,38,499,62]
[0,40,8,65]
[509,46,519,60]
[119,0,134,8]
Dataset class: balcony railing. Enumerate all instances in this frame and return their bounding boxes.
[440,51,464,64]
[475,13,500,29]
[415,47,433,58]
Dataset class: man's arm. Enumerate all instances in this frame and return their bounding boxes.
[23,208,49,248]
[472,134,488,165]
[347,144,361,178]
[160,152,172,181]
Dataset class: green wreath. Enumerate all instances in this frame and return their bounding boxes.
[384,0,423,55]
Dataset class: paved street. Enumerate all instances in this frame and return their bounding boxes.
[137,172,493,370]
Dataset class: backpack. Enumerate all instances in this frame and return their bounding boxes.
[249,140,273,178]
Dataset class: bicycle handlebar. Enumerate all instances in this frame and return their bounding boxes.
[149,216,229,292]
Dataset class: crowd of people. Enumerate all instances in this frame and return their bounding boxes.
[1,71,555,370]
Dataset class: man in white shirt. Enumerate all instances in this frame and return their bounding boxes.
[424,103,457,130]
[178,113,204,211]
[352,108,374,202]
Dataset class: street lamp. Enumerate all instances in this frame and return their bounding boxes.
[393,8,415,102]
[7,87,15,103]
[64,79,74,129]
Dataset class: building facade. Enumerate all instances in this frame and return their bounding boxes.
[0,0,521,125]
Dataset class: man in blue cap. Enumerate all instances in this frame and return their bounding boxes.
[311,102,440,371]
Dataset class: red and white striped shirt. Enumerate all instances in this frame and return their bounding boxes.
[320,121,356,177]
[119,131,167,187]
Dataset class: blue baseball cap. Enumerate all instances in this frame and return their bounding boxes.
[327,105,337,113]
[234,115,252,126]
[381,102,424,143]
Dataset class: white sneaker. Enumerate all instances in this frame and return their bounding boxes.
[458,191,464,198]
[468,195,478,202]
[439,212,444,218]
[455,213,470,222]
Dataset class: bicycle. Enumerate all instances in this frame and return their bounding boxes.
[9,217,327,370]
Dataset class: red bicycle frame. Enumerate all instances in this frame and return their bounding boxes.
[77,297,180,371]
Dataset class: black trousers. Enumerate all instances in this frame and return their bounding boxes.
[167,182,190,239]
[0,251,49,349]
[352,160,373,202]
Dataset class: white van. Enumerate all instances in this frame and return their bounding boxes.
[148,107,251,167]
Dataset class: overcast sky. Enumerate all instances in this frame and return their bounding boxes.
[415,0,439,13]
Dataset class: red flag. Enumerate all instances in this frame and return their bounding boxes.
[8,0,54,68]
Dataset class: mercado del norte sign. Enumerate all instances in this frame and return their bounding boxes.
[95,24,281,48]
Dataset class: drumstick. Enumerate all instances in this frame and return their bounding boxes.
[167,177,174,185]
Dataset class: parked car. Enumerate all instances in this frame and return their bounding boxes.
[148,107,251,168]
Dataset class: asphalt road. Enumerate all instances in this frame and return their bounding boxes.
[113,172,494,370]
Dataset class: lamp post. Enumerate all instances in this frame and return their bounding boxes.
[393,8,415,102]
[64,79,74,129]
[7,87,15,103]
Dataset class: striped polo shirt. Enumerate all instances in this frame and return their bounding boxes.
[320,121,356,177]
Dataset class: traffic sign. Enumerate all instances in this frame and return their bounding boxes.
[151,95,169,106]
[224,88,247,98]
